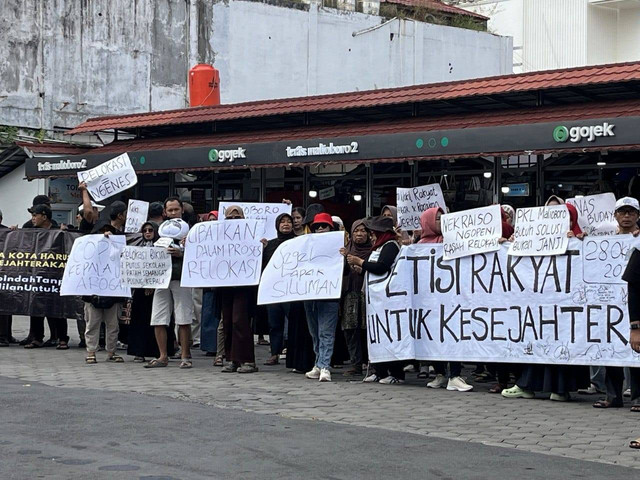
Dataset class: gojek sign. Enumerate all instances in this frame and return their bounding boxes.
[208,147,246,163]
[553,122,615,143]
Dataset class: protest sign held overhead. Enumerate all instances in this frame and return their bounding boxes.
[219,202,292,240]
[366,241,639,367]
[0,229,81,318]
[441,205,502,260]
[396,184,446,230]
[124,200,149,233]
[257,231,344,305]
[181,219,263,288]
[60,234,131,297]
[508,205,570,256]
[77,153,137,202]
[120,246,172,289]
[581,235,638,284]
[567,193,617,236]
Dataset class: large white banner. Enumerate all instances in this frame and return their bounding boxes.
[441,205,502,260]
[181,219,263,287]
[257,231,344,305]
[124,200,149,233]
[60,235,131,297]
[396,184,446,230]
[77,153,138,202]
[120,246,172,289]
[508,205,570,256]
[218,202,292,240]
[567,193,617,236]
[366,240,640,367]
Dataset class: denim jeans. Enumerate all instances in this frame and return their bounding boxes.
[200,289,221,353]
[303,300,339,369]
[267,303,289,356]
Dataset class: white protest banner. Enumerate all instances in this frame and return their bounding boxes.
[366,241,640,367]
[60,234,131,297]
[124,200,149,233]
[257,231,344,305]
[219,202,292,240]
[396,184,446,230]
[77,153,138,201]
[582,235,639,284]
[508,205,570,256]
[567,193,617,236]
[441,205,502,260]
[181,219,263,287]
[120,246,172,289]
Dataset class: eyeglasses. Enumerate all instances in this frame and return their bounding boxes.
[142,228,154,233]
[227,216,242,220]
[616,209,638,216]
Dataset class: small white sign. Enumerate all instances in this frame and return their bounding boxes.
[396,184,447,230]
[508,205,570,257]
[441,205,502,260]
[219,202,292,240]
[77,153,137,202]
[120,246,172,289]
[124,200,149,233]
[567,193,617,236]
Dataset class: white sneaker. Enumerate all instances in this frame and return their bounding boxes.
[363,373,380,383]
[379,376,405,385]
[577,383,599,395]
[427,374,448,388]
[624,388,631,397]
[305,366,321,379]
[446,376,473,392]
[403,364,417,373]
[319,368,332,382]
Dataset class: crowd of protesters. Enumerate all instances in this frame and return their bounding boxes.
[1,183,639,449]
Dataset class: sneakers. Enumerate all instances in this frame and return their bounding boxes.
[447,376,473,392]
[550,393,570,402]
[319,368,332,382]
[501,385,534,399]
[624,388,631,397]
[237,363,258,373]
[305,366,321,379]
[379,376,405,385]
[116,341,127,351]
[403,364,417,373]
[427,374,448,389]
[221,362,240,373]
[363,373,380,383]
[417,365,430,379]
[577,383,601,395]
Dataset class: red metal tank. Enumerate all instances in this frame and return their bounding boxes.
[189,64,220,107]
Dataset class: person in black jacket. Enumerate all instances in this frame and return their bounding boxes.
[260,213,296,365]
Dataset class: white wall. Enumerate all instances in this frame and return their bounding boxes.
[0,165,46,227]
[616,7,640,62]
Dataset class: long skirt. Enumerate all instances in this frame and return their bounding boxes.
[127,289,175,358]
[285,301,315,372]
[517,364,590,395]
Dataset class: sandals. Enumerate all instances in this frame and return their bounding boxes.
[133,356,146,363]
[144,358,168,368]
[630,438,640,449]
[179,360,193,369]
[264,356,279,366]
[85,354,97,364]
[593,399,623,408]
[489,383,507,394]
[56,342,69,350]
[107,354,124,363]
[213,355,224,367]
[256,339,270,346]
[631,405,640,413]
[24,341,43,349]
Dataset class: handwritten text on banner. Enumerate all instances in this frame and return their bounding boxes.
[77,153,138,202]
[567,193,617,236]
[219,202,292,240]
[508,205,570,256]
[124,200,149,234]
[396,184,446,230]
[120,246,172,289]
[441,205,502,260]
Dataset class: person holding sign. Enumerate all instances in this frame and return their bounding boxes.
[623,243,640,449]
[303,213,341,383]
[261,213,297,365]
[349,215,405,385]
[219,206,259,374]
[145,197,194,370]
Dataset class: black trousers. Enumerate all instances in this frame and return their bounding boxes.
[374,361,405,380]
[604,366,640,404]
[434,361,462,378]
[0,315,11,342]
[343,328,364,369]
[29,317,68,343]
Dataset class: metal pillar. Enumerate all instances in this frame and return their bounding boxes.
[366,163,373,217]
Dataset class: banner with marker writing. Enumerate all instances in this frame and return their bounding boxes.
[77,153,137,202]
[366,240,640,367]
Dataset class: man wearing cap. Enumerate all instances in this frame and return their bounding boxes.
[148,201,165,225]
[22,195,59,229]
[593,196,640,410]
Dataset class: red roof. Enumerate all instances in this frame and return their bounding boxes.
[68,61,640,135]
[381,0,489,21]
[71,99,640,155]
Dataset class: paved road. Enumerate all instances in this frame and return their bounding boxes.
[0,376,637,480]
[0,320,639,476]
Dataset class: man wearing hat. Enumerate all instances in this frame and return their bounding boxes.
[22,195,59,229]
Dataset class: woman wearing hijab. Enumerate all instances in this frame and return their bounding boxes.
[339,219,372,376]
[127,221,175,362]
[417,208,474,392]
[303,213,340,382]
[502,196,590,401]
[382,204,412,245]
[220,206,259,374]
[347,215,405,384]
[261,213,296,365]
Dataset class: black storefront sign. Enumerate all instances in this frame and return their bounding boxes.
[0,230,82,318]
[24,116,640,178]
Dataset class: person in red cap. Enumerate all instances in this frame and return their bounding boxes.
[303,213,340,382]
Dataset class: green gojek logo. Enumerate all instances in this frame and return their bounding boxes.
[553,126,569,143]
[208,149,219,162]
